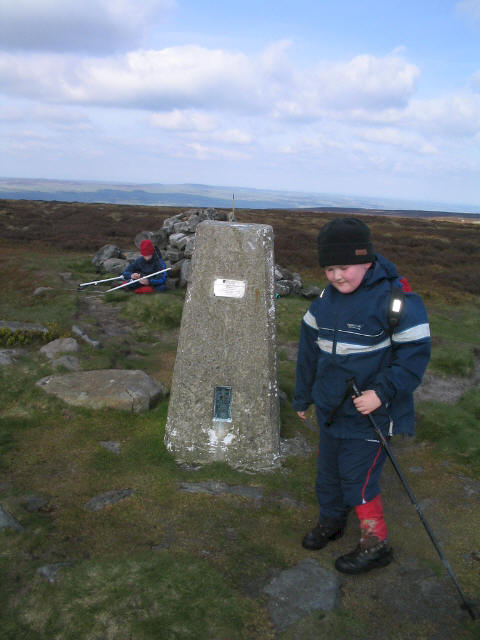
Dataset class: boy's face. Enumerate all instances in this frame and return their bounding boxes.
[325,263,372,294]
[143,254,153,261]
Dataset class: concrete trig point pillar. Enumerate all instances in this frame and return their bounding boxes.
[164,221,280,471]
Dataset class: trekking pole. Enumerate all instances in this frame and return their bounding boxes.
[105,267,171,293]
[349,377,477,620]
[79,275,123,288]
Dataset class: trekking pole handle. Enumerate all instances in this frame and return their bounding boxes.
[349,378,362,398]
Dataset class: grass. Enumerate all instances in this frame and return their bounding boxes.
[416,388,480,474]
[0,215,479,639]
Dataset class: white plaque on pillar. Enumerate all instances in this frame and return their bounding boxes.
[213,278,246,299]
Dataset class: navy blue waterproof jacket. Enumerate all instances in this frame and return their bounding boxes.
[122,252,167,291]
[292,254,430,438]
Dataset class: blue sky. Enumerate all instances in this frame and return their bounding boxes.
[1,0,480,208]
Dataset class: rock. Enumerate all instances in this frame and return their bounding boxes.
[300,285,323,298]
[36,369,168,413]
[0,349,20,365]
[52,355,80,371]
[165,277,179,290]
[92,244,121,268]
[151,229,169,249]
[0,320,48,334]
[275,280,292,297]
[21,495,49,512]
[71,325,101,349]
[169,232,189,250]
[162,213,185,235]
[33,287,55,296]
[179,259,191,287]
[262,559,341,630]
[84,488,135,511]
[280,433,315,458]
[165,247,184,263]
[0,504,23,530]
[134,231,152,248]
[184,236,196,258]
[37,563,71,583]
[40,337,79,360]
[123,250,140,262]
[102,258,129,274]
[178,481,264,505]
[100,441,121,454]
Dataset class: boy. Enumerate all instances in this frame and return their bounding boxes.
[122,239,167,294]
[293,217,430,574]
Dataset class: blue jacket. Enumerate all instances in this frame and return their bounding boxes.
[122,252,167,291]
[292,254,430,438]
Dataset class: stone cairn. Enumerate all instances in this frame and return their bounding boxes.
[92,208,321,298]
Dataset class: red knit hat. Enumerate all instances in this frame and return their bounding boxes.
[140,239,155,256]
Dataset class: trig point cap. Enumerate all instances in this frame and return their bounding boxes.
[317,217,375,267]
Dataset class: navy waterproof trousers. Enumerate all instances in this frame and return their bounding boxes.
[316,429,388,523]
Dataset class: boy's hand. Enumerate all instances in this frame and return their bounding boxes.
[139,277,149,285]
[297,411,307,420]
[353,390,381,415]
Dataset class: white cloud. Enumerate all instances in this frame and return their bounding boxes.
[275,51,419,121]
[357,127,438,154]
[0,0,175,54]
[187,142,250,160]
[212,129,253,144]
[0,45,421,121]
[403,93,480,137]
[150,109,217,131]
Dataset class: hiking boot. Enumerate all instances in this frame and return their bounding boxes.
[302,521,345,551]
[334,539,393,574]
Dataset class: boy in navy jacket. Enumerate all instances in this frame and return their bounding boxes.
[122,239,167,293]
[293,218,430,574]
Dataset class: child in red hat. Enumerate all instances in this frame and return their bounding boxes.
[122,239,167,294]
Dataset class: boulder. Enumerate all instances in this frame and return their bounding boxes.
[184,236,196,258]
[275,280,292,297]
[0,320,48,334]
[40,337,79,360]
[92,244,121,268]
[165,247,184,263]
[262,559,340,630]
[52,355,80,371]
[0,505,23,531]
[300,285,323,298]
[151,229,169,249]
[33,287,55,296]
[169,233,189,250]
[180,259,192,287]
[102,258,129,274]
[0,349,20,365]
[36,369,168,413]
[134,231,152,248]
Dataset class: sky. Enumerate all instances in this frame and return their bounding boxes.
[1,0,480,208]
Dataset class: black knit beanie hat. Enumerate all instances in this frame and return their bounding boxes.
[317,217,375,267]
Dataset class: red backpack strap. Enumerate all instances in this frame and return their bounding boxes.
[398,276,412,293]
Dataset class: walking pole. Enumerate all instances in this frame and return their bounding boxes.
[105,267,171,293]
[349,377,477,620]
[79,275,123,288]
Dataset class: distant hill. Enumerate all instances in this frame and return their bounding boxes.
[0,177,479,218]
